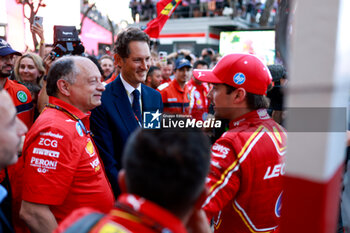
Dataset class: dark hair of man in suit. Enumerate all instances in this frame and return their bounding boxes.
[114,27,151,59]
[122,128,211,218]
[46,57,79,97]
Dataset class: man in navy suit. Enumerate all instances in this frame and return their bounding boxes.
[90,27,163,197]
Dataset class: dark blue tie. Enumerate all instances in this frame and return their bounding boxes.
[132,89,142,124]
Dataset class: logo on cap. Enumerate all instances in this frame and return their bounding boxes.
[233,73,246,85]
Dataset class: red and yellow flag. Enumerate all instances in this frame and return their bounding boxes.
[144,0,182,39]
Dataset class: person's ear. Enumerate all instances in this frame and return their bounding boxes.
[118,169,128,193]
[56,79,70,97]
[114,54,123,68]
[232,88,246,104]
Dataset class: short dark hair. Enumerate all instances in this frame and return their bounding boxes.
[46,56,78,97]
[114,27,150,59]
[193,60,209,69]
[268,64,287,82]
[87,55,103,77]
[225,84,270,110]
[122,128,211,218]
[146,66,160,78]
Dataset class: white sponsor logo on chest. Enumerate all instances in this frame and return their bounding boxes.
[33,148,60,158]
[264,163,285,180]
[38,138,58,148]
[30,156,57,170]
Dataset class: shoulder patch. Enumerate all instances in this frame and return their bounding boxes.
[157,82,169,91]
[76,122,84,137]
[17,90,28,103]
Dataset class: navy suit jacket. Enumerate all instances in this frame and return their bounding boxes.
[90,76,163,197]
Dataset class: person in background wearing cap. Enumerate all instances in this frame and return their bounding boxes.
[193,53,287,233]
[158,58,192,114]
[0,39,34,129]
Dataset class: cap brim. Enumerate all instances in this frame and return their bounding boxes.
[176,64,192,70]
[0,48,22,57]
[193,69,223,84]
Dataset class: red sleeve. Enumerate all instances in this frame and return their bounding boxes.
[22,126,79,205]
[202,137,240,219]
[14,86,34,129]
[160,89,168,103]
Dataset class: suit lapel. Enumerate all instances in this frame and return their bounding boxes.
[110,76,139,132]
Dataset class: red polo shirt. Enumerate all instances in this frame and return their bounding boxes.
[22,97,114,223]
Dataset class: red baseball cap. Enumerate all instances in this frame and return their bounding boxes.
[193,53,272,95]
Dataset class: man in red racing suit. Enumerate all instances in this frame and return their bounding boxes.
[193,53,287,233]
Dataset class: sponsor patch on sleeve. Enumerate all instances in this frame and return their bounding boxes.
[85,138,96,157]
[17,90,28,103]
[76,122,84,137]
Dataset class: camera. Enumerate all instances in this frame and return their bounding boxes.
[50,26,85,59]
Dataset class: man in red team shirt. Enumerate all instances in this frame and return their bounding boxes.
[193,54,287,233]
[158,58,192,114]
[0,39,34,129]
[20,56,114,233]
[188,60,210,121]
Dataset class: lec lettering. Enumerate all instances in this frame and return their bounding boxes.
[39,138,58,148]
[264,163,285,180]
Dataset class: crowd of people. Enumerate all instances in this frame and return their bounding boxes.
[130,0,278,24]
[0,20,294,233]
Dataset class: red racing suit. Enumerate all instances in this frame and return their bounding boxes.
[22,97,114,223]
[187,79,210,121]
[55,193,187,233]
[203,109,287,233]
[158,79,190,114]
